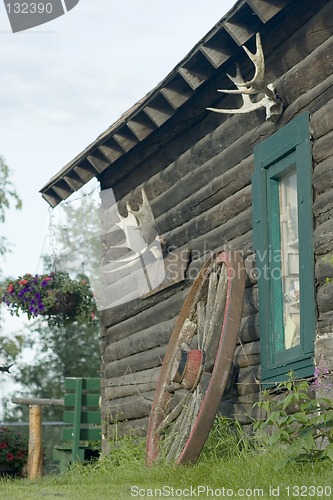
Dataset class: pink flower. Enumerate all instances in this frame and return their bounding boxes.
[18,279,28,285]
[7,283,13,293]
[6,453,14,461]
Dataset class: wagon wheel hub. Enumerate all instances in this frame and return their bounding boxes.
[171,348,204,391]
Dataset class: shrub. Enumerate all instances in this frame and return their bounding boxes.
[253,373,333,465]
[0,427,28,474]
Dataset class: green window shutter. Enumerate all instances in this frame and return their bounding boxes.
[252,112,315,384]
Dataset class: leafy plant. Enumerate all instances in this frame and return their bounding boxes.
[1,272,97,326]
[95,434,145,470]
[0,427,28,473]
[253,372,333,465]
[200,415,252,462]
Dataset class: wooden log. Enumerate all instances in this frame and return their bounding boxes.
[228,392,260,405]
[155,156,253,235]
[244,253,258,287]
[270,5,333,124]
[238,313,259,344]
[283,74,333,127]
[103,0,328,203]
[111,0,329,201]
[185,232,253,285]
[104,345,166,378]
[234,340,260,369]
[314,218,333,255]
[104,366,160,388]
[314,189,333,225]
[313,156,333,195]
[219,399,262,425]
[236,365,260,396]
[278,33,333,110]
[107,391,155,422]
[313,130,333,165]
[311,93,333,141]
[317,281,333,314]
[161,185,252,250]
[315,257,333,284]
[317,311,333,334]
[104,380,158,401]
[103,318,175,363]
[226,230,254,256]
[241,285,258,318]
[27,405,43,480]
[181,207,253,261]
[12,397,64,406]
[142,247,191,299]
[118,114,263,218]
[265,0,333,81]
[153,134,256,222]
[102,285,189,337]
[106,417,148,440]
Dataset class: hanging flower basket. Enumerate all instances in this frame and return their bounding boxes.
[39,290,79,316]
[1,272,97,326]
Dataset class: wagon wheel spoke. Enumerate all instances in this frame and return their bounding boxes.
[155,392,191,436]
[146,250,245,466]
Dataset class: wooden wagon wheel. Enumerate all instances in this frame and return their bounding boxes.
[146,250,245,466]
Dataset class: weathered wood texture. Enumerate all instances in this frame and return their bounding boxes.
[106,391,155,422]
[28,405,43,480]
[234,341,260,369]
[101,283,188,334]
[278,34,333,109]
[103,318,176,363]
[99,0,333,438]
[104,345,167,378]
[12,397,64,407]
[106,417,148,440]
[313,189,333,225]
[314,219,333,256]
[313,157,333,195]
[155,156,253,235]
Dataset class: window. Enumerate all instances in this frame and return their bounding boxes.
[252,113,315,384]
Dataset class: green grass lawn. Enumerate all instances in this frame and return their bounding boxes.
[1,444,333,499]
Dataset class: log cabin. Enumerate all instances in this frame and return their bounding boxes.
[40,0,333,451]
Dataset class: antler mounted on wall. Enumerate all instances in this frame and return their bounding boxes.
[207,33,283,121]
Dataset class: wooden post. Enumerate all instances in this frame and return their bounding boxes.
[28,405,43,480]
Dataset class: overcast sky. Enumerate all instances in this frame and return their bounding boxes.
[1,0,236,279]
[0,0,235,408]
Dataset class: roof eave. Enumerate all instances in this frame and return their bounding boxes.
[40,0,290,207]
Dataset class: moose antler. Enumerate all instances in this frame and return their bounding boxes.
[207,33,283,121]
[102,188,162,266]
[126,189,157,245]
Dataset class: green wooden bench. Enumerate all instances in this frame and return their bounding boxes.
[53,377,101,473]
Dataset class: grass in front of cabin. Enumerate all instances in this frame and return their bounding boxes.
[1,418,332,499]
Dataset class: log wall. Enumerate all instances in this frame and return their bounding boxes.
[99,0,333,449]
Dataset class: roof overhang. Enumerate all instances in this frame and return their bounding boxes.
[40,0,290,208]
